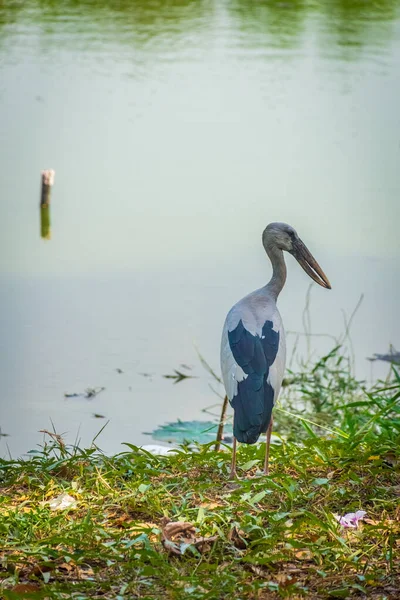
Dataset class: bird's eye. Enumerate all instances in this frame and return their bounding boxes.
[288,230,295,238]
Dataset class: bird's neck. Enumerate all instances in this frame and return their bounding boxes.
[265,245,287,301]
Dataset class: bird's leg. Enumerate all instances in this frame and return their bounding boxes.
[228,436,238,479]
[264,417,274,476]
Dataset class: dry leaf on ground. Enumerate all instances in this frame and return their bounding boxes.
[161,518,218,556]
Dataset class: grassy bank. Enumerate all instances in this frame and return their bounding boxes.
[1,352,399,599]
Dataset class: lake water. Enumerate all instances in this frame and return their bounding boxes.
[1,0,400,458]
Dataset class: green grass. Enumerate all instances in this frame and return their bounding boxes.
[1,351,399,599]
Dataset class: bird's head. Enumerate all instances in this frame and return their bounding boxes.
[263,222,331,289]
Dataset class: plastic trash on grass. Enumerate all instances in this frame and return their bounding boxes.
[335,510,367,528]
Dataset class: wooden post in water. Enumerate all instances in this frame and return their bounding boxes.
[40,169,55,206]
[214,395,229,452]
[40,169,55,240]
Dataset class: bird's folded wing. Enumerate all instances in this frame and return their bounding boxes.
[221,319,279,443]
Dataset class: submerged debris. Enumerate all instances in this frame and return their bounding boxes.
[139,372,153,380]
[64,387,105,399]
[85,387,105,398]
[163,369,196,384]
[368,349,400,365]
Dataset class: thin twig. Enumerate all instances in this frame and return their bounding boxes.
[301,284,313,358]
[207,383,226,400]
[274,407,349,439]
[286,331,338,342]
[194,346,222,384]
[339,294,364,373]
[339,294,364,345]
[288,333,300,370]
[215,395,229,452]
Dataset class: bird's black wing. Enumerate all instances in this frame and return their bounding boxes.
[228,319,279,444]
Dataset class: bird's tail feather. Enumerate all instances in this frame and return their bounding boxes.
[235,425,261,445]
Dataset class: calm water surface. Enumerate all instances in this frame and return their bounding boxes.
[1,0,400,457]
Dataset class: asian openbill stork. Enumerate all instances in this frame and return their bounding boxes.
[220,222,331,479]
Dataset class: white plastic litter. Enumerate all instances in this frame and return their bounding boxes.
[335,510,367,528]
[46,493,77,511]
[141,444,178,456]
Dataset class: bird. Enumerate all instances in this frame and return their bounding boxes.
[220,222,331,479]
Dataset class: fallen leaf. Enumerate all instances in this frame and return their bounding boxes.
[199,501,223,509]
[295,550,313,561]
[160,518,218,556]
[228,526,247,549]
[59,562,75,572]
[11,583,41,594]
[39,429,66,449]
[29,562,56,577]
[77,565,95,579]
[382,451,398,467]
[164,521,195,538]
[249,564,268,577]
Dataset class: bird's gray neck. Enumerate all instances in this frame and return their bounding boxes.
[265,245,287,301]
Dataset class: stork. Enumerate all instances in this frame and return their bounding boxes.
[220,222,331,479]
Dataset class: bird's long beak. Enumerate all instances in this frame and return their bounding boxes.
[291,238,331,289]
